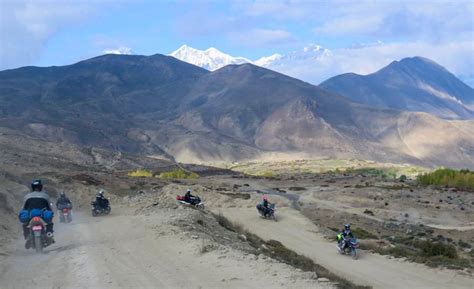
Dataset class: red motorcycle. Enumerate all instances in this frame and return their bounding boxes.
[28,216,47,253]
[59,207,72,223]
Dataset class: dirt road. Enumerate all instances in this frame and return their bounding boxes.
[0,208,330,289]
[221,207,473,289]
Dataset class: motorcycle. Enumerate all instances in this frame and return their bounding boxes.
[176,195,205,209]
[58,206,72,223]
[256,203,277,221]
[27,216,52,253]
[91,201,111,217]
[337,234,359,260]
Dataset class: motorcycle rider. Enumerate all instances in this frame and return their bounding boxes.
[338,223,354,251]
[184,188,196,204]
[258,195,272,216]
[56,192,72,210]
[18,180,55,248]
[93,190,110,210]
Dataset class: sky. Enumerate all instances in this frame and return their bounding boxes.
[1,0,473,85]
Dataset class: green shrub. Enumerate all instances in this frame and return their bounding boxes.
[128,169,153,177]
[417,168,474,191]
[415,241,458,259]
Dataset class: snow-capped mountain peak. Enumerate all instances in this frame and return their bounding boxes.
[254,53,283,66]
[169,45,250,71]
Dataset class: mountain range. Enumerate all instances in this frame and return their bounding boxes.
[0,53,473,168]
[320,57,474,119]
[169,44,329,71]
[170,46,474,120]
[170,45,250,71]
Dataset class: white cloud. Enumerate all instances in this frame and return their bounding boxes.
[315,15,383,35]
[103,47,133,55]
[231,28,294,47]
[262,41,474,86]
[0,0,102,70]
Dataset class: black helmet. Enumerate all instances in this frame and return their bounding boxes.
[344,223,351,230]
[60,192,66,198]
[31,179,43,192]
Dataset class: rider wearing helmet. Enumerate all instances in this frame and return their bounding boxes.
[18,180,55,248]
[258,195,272,216]
[93,190,110,210]
[184,188,196,204]
[339,223,354,250]
[56,192,72,210]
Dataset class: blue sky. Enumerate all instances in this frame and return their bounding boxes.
[1,0,473,84]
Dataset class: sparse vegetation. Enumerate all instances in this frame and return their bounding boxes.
[214,213,242,232]
[416,240,457,259]
[212,213,370,289]
[417,168,474,191]
[352,227,377,239]
[370,239,471,270]
[259,171,274,178]
[363,209,374,216]
[159,169,199,179]
[128,169,153,177]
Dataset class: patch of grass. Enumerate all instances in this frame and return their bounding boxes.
[363,209,374,216]
[214,213,242,232]
[352,228,377,239]
[415,241,458,259]
[259,171,274,178]
[417,168,474,191]
[374,240,471,269]
[128,169,153,177]
[383,245,418,258]
[196,219,204,226]
[159,169,199,179]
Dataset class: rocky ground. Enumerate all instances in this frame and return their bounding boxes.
[1,155,473,288]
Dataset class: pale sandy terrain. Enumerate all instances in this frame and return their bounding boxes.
[0,208,332,289]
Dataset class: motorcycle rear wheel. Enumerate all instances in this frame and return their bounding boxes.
[34,235,43,253]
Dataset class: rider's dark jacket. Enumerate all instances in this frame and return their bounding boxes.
[94,196,109,209]
[56,196,72,209]
[184,191,195,202]
[23,191,52,211]
[342,229,354,239]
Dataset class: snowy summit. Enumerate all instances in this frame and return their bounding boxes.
[170,45,250,71]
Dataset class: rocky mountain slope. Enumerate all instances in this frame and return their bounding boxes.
[1,54,473,168]
[320,57,474,119]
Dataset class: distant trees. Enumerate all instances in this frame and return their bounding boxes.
[417,168,474,191]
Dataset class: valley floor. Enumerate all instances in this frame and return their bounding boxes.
[1,167,473,289]
[0,208,330,289]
